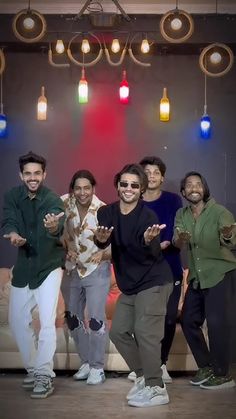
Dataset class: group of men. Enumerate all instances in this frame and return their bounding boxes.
[2,151,236,408]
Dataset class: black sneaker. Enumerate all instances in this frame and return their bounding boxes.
[190,367,213,385]
[200,374,236,390]
[30,374,54,399]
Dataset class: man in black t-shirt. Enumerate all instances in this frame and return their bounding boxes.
[94,163,173,408]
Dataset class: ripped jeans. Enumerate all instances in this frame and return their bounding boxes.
[61,262,111,369]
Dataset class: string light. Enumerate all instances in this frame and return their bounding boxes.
[111,38,120,53]
[81,39,90,54]
[55,39,65,54]
[140,38,150,54]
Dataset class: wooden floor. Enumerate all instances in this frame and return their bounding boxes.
[1,370,236,419]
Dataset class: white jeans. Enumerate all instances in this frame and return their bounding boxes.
[9,267,62,377]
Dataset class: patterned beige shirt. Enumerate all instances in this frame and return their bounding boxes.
[61,193,106,278]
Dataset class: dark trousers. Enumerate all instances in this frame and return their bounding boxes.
[161,277,182,364]
[180,270,235,376]
[110,283,172,387]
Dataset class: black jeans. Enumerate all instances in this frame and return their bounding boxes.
[180,270,236,376]
[161,276,182,364]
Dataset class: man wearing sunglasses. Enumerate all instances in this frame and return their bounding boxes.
[94,163,173,408]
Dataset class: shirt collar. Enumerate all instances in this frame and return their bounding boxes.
[21,184,43,201]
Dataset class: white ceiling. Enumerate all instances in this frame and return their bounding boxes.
[1,0,236,14]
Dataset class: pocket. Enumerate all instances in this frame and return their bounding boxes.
[142,286,168,316]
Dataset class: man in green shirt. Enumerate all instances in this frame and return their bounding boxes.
[174,171,236,390]
[2,151,65,399]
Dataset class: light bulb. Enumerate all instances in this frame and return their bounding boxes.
[200,114,211,139]
[55,40,65,54]
[119,70,129,104]
[38,101,47,113]
[141,39,150,54]
[160,87,170,122]
[170,17,182,30]
[81,39,90,54]
[78,69,88,104]
[23,16,35,30]
[111,38,120,53]
[37,86,47,121]
[210,52,222,65]
[0,113,7,137]
[0,118,6,130]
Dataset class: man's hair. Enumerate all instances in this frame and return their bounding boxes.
[19,151,46,173]
[180,171,210,202]
[114,163,148,192]
[69,169,96,193]
[139,156,166,176]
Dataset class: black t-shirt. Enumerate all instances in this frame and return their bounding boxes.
[96,200,173,295]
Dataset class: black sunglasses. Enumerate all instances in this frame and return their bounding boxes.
[119,181,140,189]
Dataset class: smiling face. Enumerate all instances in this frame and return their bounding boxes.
[182,175,204,205]
[73,177,94,208]
[19,162,46,193]
[117,173,142,205]
[143,164,164,191]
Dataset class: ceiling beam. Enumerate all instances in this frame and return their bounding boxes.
[1,2,236,15]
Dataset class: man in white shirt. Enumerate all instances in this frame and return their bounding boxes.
[61,170,111,385]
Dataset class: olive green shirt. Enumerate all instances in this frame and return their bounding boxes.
[174,198,236,289]
[2,185,66,289]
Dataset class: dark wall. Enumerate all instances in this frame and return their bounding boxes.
[0,13,236,362]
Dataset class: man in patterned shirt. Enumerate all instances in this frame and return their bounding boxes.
[61,170,111,385]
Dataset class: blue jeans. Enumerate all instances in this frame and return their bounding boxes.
[61,262,111,369]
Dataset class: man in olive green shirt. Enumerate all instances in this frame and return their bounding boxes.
[173,171,236,390]
[2,151,65,399]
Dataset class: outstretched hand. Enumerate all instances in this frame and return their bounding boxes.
[175,227,191,243]
[43,212,64,232]
[94,226,114,243]
[220,223,236,239]
[3,232,26,247]
[144,224,166,245]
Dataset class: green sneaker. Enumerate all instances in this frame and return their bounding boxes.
[190,367,213,386]
[200,375,236,390]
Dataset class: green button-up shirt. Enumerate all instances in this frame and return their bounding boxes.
[174,198,236,289]
[2,185,66,289]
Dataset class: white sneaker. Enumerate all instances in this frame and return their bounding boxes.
[86,368,105,385]
[73,363,90,380]
[127,371,137,381]
[22,372,35,389]
[128,384,169,407]
[161,364,172,384]
[126,376,145,400]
